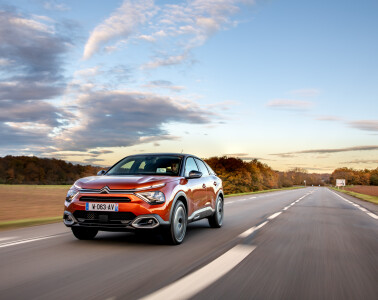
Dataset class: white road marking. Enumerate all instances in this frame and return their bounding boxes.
[367,213,378,220]
[0,235,60,249]
[238,221,269,238]
[140,244,256,300]
[249,197,257,199]
[268,212,282,220]
[330,190,378,220]
[0,237,18,242]
[256,220,269,230]
[238,227,256,238]
[283,206,290,211]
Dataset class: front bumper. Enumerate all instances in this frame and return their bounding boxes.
[63,211,169,232]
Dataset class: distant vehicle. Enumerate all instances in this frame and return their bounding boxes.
[63,153,224,244]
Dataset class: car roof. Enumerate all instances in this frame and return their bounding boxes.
[125,153,201,159]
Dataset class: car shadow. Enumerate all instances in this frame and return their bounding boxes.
[73,219,213,246]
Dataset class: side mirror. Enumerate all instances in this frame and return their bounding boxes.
[97,170,106,176]
[187,170,202,179]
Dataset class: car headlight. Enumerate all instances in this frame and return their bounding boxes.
[66,186,79,202]
[136,191,165,204]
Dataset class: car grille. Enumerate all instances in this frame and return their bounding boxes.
[79,196,131,202]
[73,211,136,226]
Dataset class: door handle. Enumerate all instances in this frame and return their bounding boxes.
[213,181,217,186]
[202,184,206,188]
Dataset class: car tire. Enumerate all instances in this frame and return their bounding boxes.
[164,200,187,245]
[208,196,223,228]
[71,227,98,240]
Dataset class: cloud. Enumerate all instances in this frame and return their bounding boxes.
[73,66,100,78]
[266,99,313,110]
[0,122,53,148]
[271,145,378,157]
[44,1,70,11]
[0,8,72,152]
[56,90,213,151]
[142,80,185,92]
[83,0,156,59]
[224,153,249,157]
[83,0,255,67]
[0,9,70,101]
[83,158,105,163]
[348,120,378,132]
[0,81,63,101]
[341,159,378,164]
[138,34,156,42]
[316,115,342,121]
[290,88,320,97]
[89,150,114,155]
[223,153,262,161]
[142,53,188,69]
[0,100,68,127]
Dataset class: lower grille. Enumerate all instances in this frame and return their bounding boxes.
[73,211,136,226]
[79,196,131,202]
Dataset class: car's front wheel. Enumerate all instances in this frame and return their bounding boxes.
[208,196,223,228]
[164,200,187,245]
[71,227,98,240]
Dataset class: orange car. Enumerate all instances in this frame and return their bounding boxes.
[63,153,223,244]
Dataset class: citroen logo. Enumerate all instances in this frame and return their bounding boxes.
[100,186,110,194]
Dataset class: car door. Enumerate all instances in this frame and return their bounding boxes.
[184,157,207,215]
[194,158,213,209]
[204,161,221,206]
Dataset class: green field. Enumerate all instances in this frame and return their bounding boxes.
[331,187,378,205]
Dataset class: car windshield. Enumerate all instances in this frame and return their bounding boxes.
[106,155,183,176]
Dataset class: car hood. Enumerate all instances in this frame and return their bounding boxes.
[75,175,178,190]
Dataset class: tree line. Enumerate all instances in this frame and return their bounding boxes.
[2,155,376,194]
[204,157,328,194]
[330,167,378,186]
[0,156,102,184]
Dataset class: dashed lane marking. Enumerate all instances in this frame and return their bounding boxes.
[238,221,269,239]
[268,212,282,220]
[142,190,312,300]
[140,244,256,300]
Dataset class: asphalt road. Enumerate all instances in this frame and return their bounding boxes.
[0,187,377,300]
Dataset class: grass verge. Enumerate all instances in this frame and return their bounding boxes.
[0,186,306,231]
[331,187,378,205]
[0,216,62,231]
[225,186,305,198]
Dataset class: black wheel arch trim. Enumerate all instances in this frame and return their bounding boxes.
[169,191,188,223]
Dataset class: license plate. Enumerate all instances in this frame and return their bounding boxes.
[85,203,119,212]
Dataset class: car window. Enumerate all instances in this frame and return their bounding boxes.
[195,158,210,176]
[204,162,215,175]
[107,155,182,176]
[120,160,135,170]
[185,157,199,177]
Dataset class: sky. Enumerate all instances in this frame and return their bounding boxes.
[0,0,377,173]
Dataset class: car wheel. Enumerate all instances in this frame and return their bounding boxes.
[208,196,223,228]
[71,227,98,240]
[164,200,187,245]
